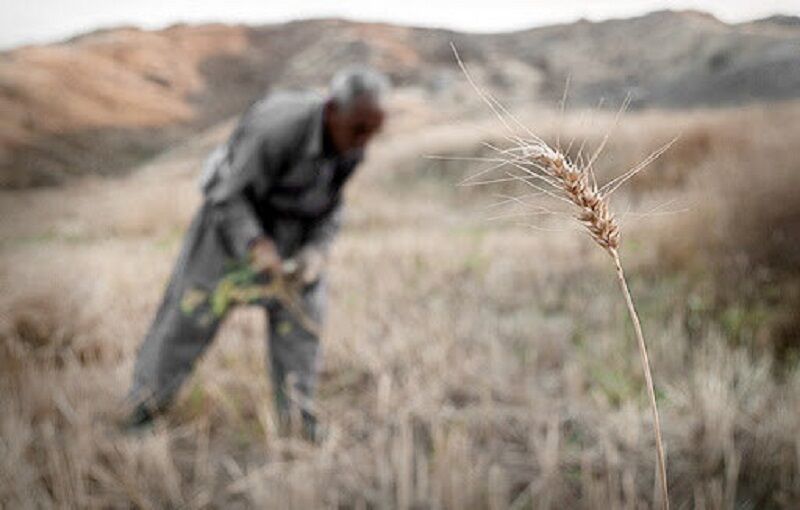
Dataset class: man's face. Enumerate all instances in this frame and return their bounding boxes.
[325,96,385,157]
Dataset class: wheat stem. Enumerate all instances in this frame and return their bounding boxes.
[449,43,670,507]
[610,247,669,510]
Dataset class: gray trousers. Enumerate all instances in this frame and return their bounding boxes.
[127,204,324,432]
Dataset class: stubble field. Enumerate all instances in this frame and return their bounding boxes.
[1,93,799,508]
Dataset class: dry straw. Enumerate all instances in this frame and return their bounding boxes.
[450,44,674,510]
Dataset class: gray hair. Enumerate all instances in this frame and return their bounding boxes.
[328,66,390,111]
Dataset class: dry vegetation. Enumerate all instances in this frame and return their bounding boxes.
[1,95,799,509]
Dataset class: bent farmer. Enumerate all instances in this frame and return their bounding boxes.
[125,68,389,439]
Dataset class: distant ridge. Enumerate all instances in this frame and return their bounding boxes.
[1,10,798,187]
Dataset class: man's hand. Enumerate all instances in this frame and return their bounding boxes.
[249,237,281,276]
[295,247,326,285]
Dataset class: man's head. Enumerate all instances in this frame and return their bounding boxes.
[324,67,389,157]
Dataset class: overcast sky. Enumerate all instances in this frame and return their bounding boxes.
[3,0,798,50]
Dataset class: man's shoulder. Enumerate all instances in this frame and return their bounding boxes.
[252,90,323,127]
[240,91,324,155]
[262,89,323,109]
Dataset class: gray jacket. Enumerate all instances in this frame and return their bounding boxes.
[200,90,361,260]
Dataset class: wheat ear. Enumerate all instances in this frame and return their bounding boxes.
[527,146,669,510]
[450,44,669,508]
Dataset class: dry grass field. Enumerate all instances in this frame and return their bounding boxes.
[1,93,799,508]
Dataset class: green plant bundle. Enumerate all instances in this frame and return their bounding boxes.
[179,263,319,334]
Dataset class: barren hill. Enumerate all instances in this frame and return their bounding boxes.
[1,10,798,187]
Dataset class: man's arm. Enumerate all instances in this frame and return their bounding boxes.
[204,123,280,265]
[212,197,266,262]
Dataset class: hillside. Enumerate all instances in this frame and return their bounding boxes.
[1,10,799,187]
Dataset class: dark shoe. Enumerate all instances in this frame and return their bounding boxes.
[277,408,323,444]
[301,410,320,443]
[120,403,157,434]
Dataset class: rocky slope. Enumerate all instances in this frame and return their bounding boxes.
[1,11,798,187]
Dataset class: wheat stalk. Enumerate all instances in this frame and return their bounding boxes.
[451,44,670,509]
[527,144,668,510]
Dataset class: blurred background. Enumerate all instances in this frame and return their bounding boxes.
[1,1,799,508]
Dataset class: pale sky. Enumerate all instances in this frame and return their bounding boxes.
[3,0,798,50]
